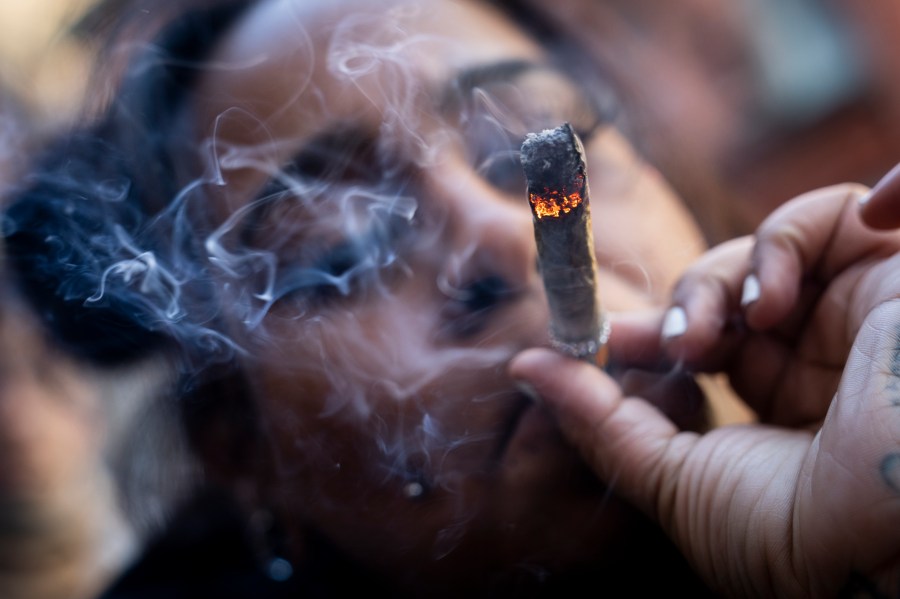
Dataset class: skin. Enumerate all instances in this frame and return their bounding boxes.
[511,182,900,596]
[0,288,136,599]
[172,0,711,593]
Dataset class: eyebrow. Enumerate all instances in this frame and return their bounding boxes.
[284,123,380,181]
[239,123,379,241]
[440,59,606,139]
[452,59,546,96]
[440,59,547,111]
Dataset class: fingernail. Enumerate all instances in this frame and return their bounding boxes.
[661,306,687,340]
[516,381,543,405]
[741,273,760,307]
[858,190,872,207]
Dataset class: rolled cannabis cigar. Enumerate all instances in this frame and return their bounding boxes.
[520,123,609,366]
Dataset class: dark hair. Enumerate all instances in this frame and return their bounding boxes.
[2,1,252,367]
[0,2,273,543]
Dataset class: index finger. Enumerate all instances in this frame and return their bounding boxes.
[747,183,898,330]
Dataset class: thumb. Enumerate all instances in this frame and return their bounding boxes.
[509,348,697,523]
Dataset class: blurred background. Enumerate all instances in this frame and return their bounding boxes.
[0,1,94,126]
[0,1,93,193]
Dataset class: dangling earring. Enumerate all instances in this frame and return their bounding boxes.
[403,478,429,500]
[401,456,432,501]
[248,507,294,582]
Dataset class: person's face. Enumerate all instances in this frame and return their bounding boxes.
[186,0,706,589]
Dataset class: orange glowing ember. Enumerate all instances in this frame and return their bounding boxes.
[529,187,584,219]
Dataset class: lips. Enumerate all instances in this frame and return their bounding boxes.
[495,393,604,493]
[490,392,532,461]
[502,401,559,458]
[484,333,709,496]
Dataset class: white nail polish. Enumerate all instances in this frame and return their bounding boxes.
[858,190,872,206]
[661,306,687,340]
[741,274,760,307]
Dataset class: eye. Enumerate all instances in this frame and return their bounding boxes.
[305,238,370,300]
[461,275,510,312]
[269,207,416,306]
[267,237,372,304]
[439,275,514,338]
[477,147,526,196]
[460,111,528,197]
[288,125,384,184]
[447,62,611,197]
[242,123,420,309]
[314,239,363,278]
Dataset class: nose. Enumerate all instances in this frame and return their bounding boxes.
[427,161,538,297]
[430,159,537,292]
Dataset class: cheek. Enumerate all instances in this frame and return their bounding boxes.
[592,178,705,304]
[596,269,655,312]
[242,291,524,474]
[240,317,514,545]
[586,132,706,303]
[239,305,428,454]
[254,293,442,398]
[247,293,517,437]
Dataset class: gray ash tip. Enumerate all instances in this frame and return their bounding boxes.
[520,123,584,186]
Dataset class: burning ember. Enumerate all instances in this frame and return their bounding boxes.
[528,175,585,218]
[520,123,609,366]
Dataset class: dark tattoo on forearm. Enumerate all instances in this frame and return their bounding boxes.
[880,453,900,494]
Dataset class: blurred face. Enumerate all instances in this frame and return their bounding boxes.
[185,0,706,590]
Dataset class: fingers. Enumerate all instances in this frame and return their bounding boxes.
[860,162,900,229]
[509,348,696,521]
[663,183,898,363]
[745,183,880,330]
[604,309,667,369]
[659,236,753,366]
